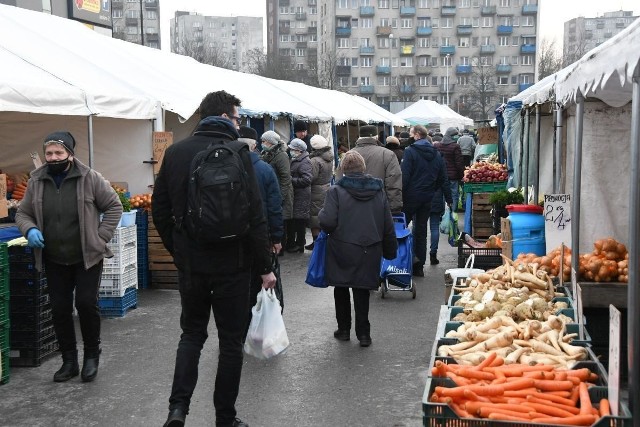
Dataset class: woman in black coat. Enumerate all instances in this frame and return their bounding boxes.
[286,138,312,252]
[318,151,397,347]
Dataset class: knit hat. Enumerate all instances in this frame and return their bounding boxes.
[239,126,257,141]
[43,131,75,155]
[288,138,307,152]
[398,131,410,139]
[359,125,378,138]
[386,136,400,146]
[341,150,366,174]
[293,120,308,133]
[445,127,459,137]
[310,134,329,150]
[261,130,281,145]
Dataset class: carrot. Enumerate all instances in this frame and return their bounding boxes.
[531,391,576,407]
[578,382,593,415]
[478,406,533,419]
[599,398,611,416]
[534,379,575,391]
[474,351,497,370]
[489,356,505,367]
[570,385,580,404]
[553,371,568,381]
[527,396,580,415]
[434,386,466,398]
[523,401,576,418]
[450,401,471,418]
[501,378,535,391]
[546,390,572,398]
[456,368,495,381]
[523,370,555,380]
[487,412,532,421]
[446,371,472,386]
[468,384,505,396]
[563,368,593,382]
[503,388,538,397]
[531,414,597,425]
[463,389,491,403]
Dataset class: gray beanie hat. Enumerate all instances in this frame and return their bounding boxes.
[261,130,281,145]
[288,138,307,152]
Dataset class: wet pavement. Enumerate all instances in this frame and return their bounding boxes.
[0,230,460,427]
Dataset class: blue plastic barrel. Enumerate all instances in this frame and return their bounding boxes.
[506,204,545,258]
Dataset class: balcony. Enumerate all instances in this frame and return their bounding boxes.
[279,0,289,5]
[400,45,415,55]
[400,85,415,94]
[112,0,123,8]
[297,41,308,48]
[279,26,290,34]
[520,44,536,53]
[480,44,496,54]
[336,27,352,37]
[400,6,416,16]
[146,33,159,42]
[360,6,375,16]
[439,83,455,93]
[416,26,433,36]
[376,66,391,75]
[456,65,472,74]
[519,83,534,92]
[441,6,456,16]
[496,64,512,74]
[308,0,317,4]
[360,85,375,94]
[481,5,496,15]
[307,26,317,34]
[457,25,473,35]
[416,65,432,74]
[296,12,307,20]
[125,17,139,26]
[144,0,158,9]
[440,45,456,55]
[360,46,375,55]
[376,25,392,36]
[522,4,538,14]
[497,25,513,34]
[336,65,351,76]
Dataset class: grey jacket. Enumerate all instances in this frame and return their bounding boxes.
[290,151,313,219]
[262,145,294,220]
[308,148,334,227]
[16,159,122,271]
[336,137,403,213]
[458,135,477,157]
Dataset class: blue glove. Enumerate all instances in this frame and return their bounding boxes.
[27,228,45,248]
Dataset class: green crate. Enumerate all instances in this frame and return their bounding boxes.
[0,243,7,261]
[463,181,507,193]
[0,324,8,353]
[0,344,9,385]
[0,301,8,327]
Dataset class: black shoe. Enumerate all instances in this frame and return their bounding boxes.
[358,335,372,347]
[333,329,350,341]
[286,245,304,253]
[430,254,440,265]
[81,348,101,383]
[53,350,79,382]
[412,262,424,277]
[232,418,249,427]
[304,242,314,251]
[163,409,186,427]
[278,249,285,257]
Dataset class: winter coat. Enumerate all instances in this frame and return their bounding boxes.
[336,136,403,213]
[152,117,272,276]
[435,136,464,181]
[308,147,334,229]
[262,144,294,220]
[15,158,122,272]
[386,145,404,164]
[319,173,397,290]
[290,151,313,219]
[250,151,283,244]
[401,139,453,206]
[457,135,477,157]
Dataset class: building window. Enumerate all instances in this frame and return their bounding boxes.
[338,39,350,48]
[511,55,519,65]
[460,56,470,65]
[431,18,439,28]
[419,76,429,86]
[391,18,399,28]
[498,76,509,85]
[146,11,157,19]
[419,37,430,47]
[379,0,390,8]
[362,18,373,28]
[482,17,493,27]
[499,56,509,64]
[472,17,479,27]
[360,77,371,85]
[351,18,359,28]
[499,36,509,46]
[460,17,472,25]
[113,9,123,18]
[431,76,438,85]
[522,16,534,26]
[442,36,451,46]
[401,18,413,28]
[418,0,428,7]
[511,75,518,84]
[442,18,453,28]
[338,0,349,8]
[500,0,510,6]
[512,36,519,46]
[459,0,470,7]
[351,38,359,48]
[522,55,533,65]
[499,16,511,26]
[379,37,390,48]
[458,37,469,47]
[361,57,373,67]
[352,57,359,66]
[126,10,138,18]
[339,77,350,87]
[400,57,413,67]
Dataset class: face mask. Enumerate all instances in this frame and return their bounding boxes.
[47,158,71,174]
[290,151,299,159]
[452,135,460,141]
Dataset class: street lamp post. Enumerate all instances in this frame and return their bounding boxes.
[445,54,450,106]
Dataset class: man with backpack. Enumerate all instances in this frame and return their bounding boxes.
[152,90,276,427]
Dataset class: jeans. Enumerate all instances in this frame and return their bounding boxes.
[402,200,431,266]
[169,269,250,427]
[45,260,103,353]
[429,211,442,256]
[334,287,370,337]
[450,180,460,211]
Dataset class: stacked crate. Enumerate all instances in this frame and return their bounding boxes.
[148,216,178,289]
[8,246,58,367]
[470,193,493,239]
[135,210,149,289]
[99,225,138,317]
[0,243,9,384]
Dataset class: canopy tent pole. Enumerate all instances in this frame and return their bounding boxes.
[347,122,351,150]
[628,68,640,425]
[534,104,541,204]
[570,91,584,279]
[554,105,563,193]
[87,115,94,169]
[331,120,339,168]
[522,109,530,203]
[519,109,526,197]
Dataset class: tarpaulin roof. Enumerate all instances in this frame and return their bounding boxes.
[395,99,473,129]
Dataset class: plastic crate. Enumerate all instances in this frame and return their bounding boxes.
[0,300,8,326]
[0,243,7,264]
[108,225,137,249]
[10,336,58,367]
[0,344,9,385]
[7,245,36,263]
[457,241,503,270]
[100,264,137,297]
[0,323,8,349]
[463,181,507,193]
[10,308,53,331]
[103,243,137,275]
[9,269,45,281]
[10,293,50,311]
[99,287,137,317]
[10,323,55,348]
[10,277,47,296]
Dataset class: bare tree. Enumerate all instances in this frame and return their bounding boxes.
[244,48,296,81]
[313,49,345,90]
[538,37,563,79]
[175,32,233,69]
[463,63,502,121]
[562,25,590,67]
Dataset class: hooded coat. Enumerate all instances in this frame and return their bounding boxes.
[401,139,453,206]
[434,131,464,181]
[249,151,283,244]
[261,143,294,220]
[319,173,398,290]
[308,147,334,228]
[290,151,313,219]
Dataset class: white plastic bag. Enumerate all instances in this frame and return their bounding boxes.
[439,206,451,234]
[244,289,289,360]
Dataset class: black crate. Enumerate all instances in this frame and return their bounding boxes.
[10,293,50,311]
[11,325,55,349]
[0,344,9,385]
[10,308,53,331]
[9,269,45,281]
[10,277,47,296]
[10,337,58,367]
[7,246,36,263]
[9,261,38,272]
[457,240,503,270]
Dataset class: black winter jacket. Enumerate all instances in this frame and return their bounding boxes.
[401,139,453,206]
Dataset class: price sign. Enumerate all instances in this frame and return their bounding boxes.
[576,283,584,341]
[570,264,577,308]
[0,174,7,219]
[544,194,572,253]
[608,305,620,416]
[152,131,173,174]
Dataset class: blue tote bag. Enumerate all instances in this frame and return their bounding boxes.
[305,231,328,288]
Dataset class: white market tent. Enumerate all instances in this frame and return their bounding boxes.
[395,99,474,131]
[503,17,640,413]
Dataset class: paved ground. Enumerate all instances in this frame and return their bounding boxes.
[0,229,460,427]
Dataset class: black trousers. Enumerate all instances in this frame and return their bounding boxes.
[334,287,371,337]
[462,155,473,169]
[169,269,250,427]
[285,218,307,249]
[45,260,103,353]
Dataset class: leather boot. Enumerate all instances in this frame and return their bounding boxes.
[53,350,79,382]
[81,347,101,382]
[304,235,317,251]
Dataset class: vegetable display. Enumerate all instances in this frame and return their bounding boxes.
[129,193,152,211]
[463,161,508,183]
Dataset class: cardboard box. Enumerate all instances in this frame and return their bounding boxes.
[477,127,498,145]
[0,174,8,219]
[501,217,512,260]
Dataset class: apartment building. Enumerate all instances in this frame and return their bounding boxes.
[171,12,263,73]
[267,0,538,119]
[111,0,161,49]
[564,10,637,65]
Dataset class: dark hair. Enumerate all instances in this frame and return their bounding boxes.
[198,90,241,119]
[413,125,429,139]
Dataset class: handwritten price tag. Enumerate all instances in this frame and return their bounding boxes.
[544,194,572,253]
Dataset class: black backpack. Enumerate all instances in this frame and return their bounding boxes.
[184,138,251,244]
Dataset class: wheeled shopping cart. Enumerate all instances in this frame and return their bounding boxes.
[379,213,416,299]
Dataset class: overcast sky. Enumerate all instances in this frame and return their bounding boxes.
[159,0,639,52]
